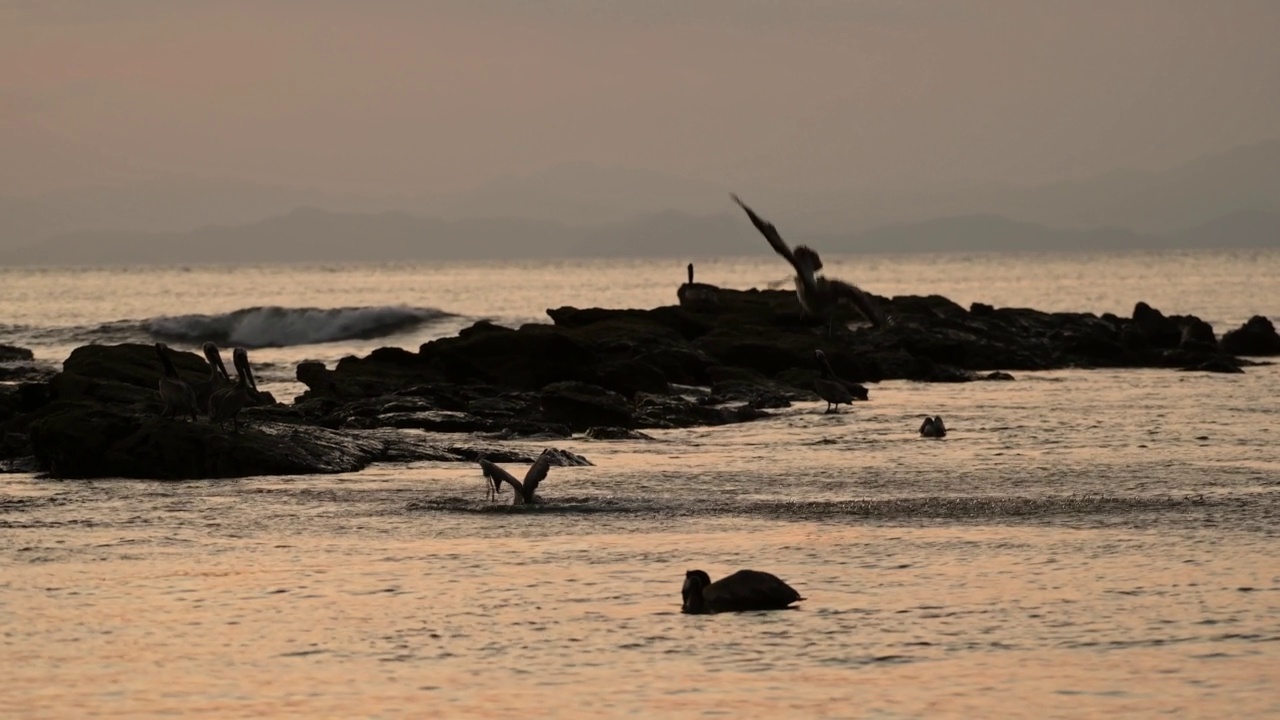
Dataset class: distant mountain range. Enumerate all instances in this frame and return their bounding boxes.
[1,138,1277,265]
[2,205,1275,266]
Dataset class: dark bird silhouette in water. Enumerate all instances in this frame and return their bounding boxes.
[919,415,947,438]
[731,194,889,335]
[813,349,857,413]
[479,449,554,505]
[154,342,198,421]
[194,342,232,416]
[681,569,804,614]
[209,347,257,432]
[676,262,719,310]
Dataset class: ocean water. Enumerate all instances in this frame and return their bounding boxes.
[2,249,1279,718]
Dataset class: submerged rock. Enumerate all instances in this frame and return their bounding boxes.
[0,344,35,363]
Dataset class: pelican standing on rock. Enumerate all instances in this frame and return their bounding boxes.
[731,194,889,335]
[681,569,805,614]
[920,415,947,438]
[194,342,232,416]
[479,449,554,505]
[209,347,257,432]
[155,342,198,421]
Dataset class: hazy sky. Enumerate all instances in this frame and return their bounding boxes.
[3,0,1279,198]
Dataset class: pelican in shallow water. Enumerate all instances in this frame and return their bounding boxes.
[194,342,232,416]
[676,262,719,310]
[731,194,889,334]
[681,569,804,614]
[154,342,198,421]
[813,349,859,413]
[209,347,257,432]
[919,415,947,438]
[479,449,554,505]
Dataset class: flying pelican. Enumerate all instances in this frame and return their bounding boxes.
[478,449,554,505]
[194,342,232,416]
[155,342,198,421]
[681,569,804,614]
[209,347,257,432]
[919,415,947,438]
[813,349,858,414]
[676,262,719,310]
[731,194,889,334]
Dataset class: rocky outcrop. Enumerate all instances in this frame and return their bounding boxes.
[5,343,589,479]
[3,289,1271,478]
[0,345,35,363]
[25,400,584,480]
[1220,316,1280,356]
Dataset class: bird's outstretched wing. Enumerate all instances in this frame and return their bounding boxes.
[522,449,553,498]
[731,194,798,270]
[480,459,521,495]
[822,278,890,328]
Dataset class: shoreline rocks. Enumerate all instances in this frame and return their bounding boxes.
[2,288,1273,479]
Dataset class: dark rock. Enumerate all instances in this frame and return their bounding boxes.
[539,381,634,431]
[1132,302,1181,348]
[26,400,575,479]
[1181,357,1244,374]
[585,426,656,441]
[1220,316,1280,356]
[0,344,35,362]
[981,371,1016,381]
[594,358,670,397]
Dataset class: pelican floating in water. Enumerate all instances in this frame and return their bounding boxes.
[813,349,857,414]
[209,347,257,432]
[676,262,719,310]
[919,415,947,438]
[194,342,232,416]
[155,343,198,420]
[681,569,804,614]
[731,194,888,334]
[479,449,554,505]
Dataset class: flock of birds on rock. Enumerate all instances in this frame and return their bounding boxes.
[155,341,259,431]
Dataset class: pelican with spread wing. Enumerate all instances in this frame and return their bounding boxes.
[731,194,889,333]
[479,449,555,505]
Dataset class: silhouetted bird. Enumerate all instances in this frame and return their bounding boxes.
[682,569,804,614]
[194,341,232,416]
[155,342,198,421]
[209,347,257,432]
[919,415,947,438]
[813,349,856,413]
[479,449,554,505]
[732,194,889,336]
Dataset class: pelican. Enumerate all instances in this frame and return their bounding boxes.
[813,349,856,414]
[478,449,554,505]
[676,262,719,310]
[681,569,804,614]
[731,194,888,334]
[154,342,198,421]
[920,415,947,438]
[194,342,232,416]
[209,347,257,432]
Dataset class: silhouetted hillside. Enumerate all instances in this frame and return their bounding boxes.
[3,204,1274,267]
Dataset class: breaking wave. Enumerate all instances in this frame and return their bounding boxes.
[146,305,454,348]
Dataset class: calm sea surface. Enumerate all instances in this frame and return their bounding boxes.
[2,249,1279,718]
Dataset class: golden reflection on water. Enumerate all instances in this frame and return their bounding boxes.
[3,520,1277,718]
